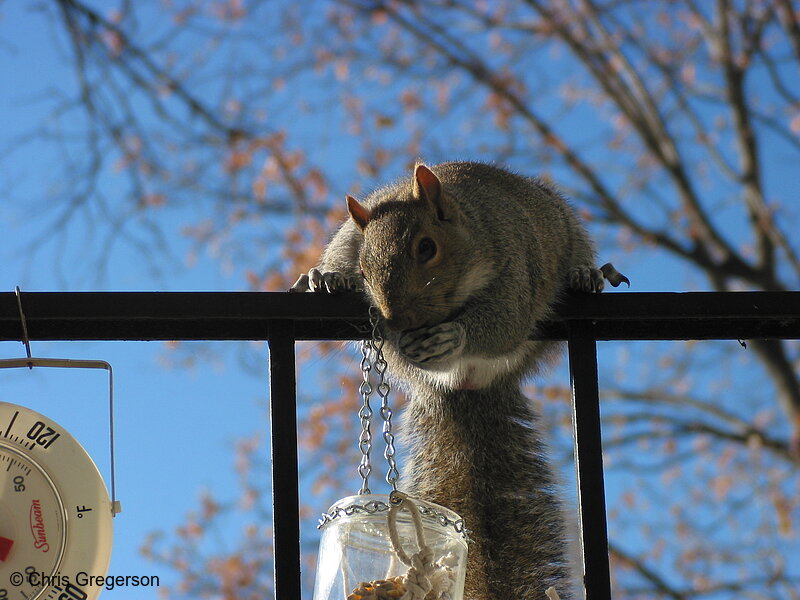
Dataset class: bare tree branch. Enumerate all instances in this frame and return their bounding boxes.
[776,0,800,64]
[526,0,747,278]
[56,0,314,211]
[715,0,774,278]
[610,541,688,600]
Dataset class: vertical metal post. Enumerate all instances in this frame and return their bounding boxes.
[268,320,301,600]
[568,321,611,600]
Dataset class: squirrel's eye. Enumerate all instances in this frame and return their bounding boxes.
[417,237,437,263]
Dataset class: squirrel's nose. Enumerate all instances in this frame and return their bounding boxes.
[375,296,413,331]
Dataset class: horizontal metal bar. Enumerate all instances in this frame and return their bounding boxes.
[0,291,798,341]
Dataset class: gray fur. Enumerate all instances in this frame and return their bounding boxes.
[292,162,625,599]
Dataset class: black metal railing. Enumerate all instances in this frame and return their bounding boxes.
[2,290,799,600]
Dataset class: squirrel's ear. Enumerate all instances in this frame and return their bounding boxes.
[346,195,371,232]
[413,163,446,220]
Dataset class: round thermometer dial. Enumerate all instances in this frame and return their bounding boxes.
[0,402,113,600]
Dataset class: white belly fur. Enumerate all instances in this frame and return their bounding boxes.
[423,342,532,390]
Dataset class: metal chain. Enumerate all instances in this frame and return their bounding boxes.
[356,306,399,494]
[357,337,374,495]
[318,498,468,540]
[370,306,399,491]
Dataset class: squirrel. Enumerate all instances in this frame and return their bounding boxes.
[291,161,628,599]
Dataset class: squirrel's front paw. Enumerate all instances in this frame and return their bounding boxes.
[569,263,630,293]
[398,322,466,366]
[289,268,363,293]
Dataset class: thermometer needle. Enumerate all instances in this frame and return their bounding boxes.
[0,536,12,561]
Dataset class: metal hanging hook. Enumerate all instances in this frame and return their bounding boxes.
[2,286,122,516]
[15,286,33,369]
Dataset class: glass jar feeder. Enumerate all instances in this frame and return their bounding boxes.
[313,493,468,600]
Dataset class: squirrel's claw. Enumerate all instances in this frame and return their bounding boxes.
[289,273,310,292]
[599,262,630,288]
[288,268,363,293]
